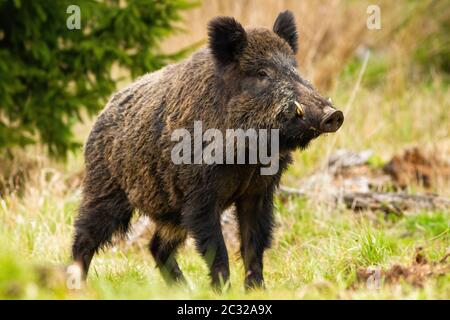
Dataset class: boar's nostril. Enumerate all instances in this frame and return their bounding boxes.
[320,110,344,133]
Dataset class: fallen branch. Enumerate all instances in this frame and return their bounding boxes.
[118,188,449,249]
[279,186,450,215]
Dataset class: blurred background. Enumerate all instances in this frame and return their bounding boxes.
[0,0,449,299]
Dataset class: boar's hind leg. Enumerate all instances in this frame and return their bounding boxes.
[183,201,230,290]
[72,186,133,278]
[150,224,187,285]
[236,192,274,290]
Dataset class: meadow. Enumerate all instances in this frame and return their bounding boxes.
[0,0,449,299]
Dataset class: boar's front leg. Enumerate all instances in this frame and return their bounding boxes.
[183,198,230,290]
[236,191,274,290]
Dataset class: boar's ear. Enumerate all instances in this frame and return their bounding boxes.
[208,16,247,67]
[273,10,298,54]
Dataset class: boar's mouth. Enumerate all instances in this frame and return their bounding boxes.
[281,125,322,150]
[279,98,344,150]
[299,126,322,148]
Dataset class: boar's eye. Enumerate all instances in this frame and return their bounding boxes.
[257,70,269,79]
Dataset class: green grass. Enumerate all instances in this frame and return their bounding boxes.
[0,188,448,299]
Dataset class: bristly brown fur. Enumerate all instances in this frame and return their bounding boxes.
[72,11,340,290]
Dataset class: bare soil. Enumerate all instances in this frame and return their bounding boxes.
[355,248,450,288]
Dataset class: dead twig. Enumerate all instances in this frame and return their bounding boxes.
[278,186,450,214]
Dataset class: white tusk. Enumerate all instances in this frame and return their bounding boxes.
[294,101,305,118]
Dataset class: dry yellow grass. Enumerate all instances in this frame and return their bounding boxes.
[162,0,371,90]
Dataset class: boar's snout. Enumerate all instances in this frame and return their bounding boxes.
[319,107,344,133]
